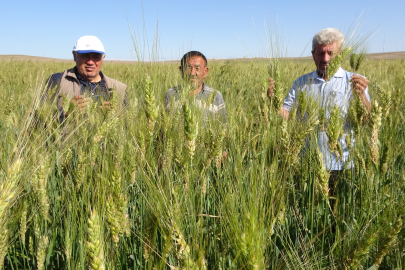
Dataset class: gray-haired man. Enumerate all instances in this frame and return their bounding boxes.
[164,51,227,124]
[267,28,371,193]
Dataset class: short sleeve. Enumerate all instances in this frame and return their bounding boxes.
[283,82,299,112]
[45,73,63,92]
[164,87,178,111]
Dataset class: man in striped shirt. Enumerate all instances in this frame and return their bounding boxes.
[164,51,227,124]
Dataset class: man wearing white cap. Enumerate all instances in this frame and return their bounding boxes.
[46,35,127,122]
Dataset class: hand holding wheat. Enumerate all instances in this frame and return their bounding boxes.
[351,75,369,96]
[266,76,289,118]
[351,75,371,111]
[70,95,91,110]
[266,77,275,99]
[100,101,111,109]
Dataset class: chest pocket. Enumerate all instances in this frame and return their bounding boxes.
[324,79,350,107]
[325,91,351,121]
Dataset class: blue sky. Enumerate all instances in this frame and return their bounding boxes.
[1,0,404,61]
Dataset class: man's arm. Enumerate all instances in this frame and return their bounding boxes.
[45,73,62,90]
[279,107,289,119]
[213,93,228,162]
[164,90,171,111]
[351,75,371,112]
[44,73,63,102]
[215,93,228,124]
[164,88,179,112]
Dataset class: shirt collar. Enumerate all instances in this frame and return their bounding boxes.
[333,67,345,78]
[200,82,206,94]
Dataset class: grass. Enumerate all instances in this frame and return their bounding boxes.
[0,56,404,269]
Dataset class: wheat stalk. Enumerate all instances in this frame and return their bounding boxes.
[325,47,351,81]
[374,217,403,267]
[87,210,105,270]
[369,101,382,165]
[326,105,344,161]
[183,103,198,160]
[144,75,159,137]
[268,61,284,112]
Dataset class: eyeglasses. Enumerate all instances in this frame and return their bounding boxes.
[78,53,104,62]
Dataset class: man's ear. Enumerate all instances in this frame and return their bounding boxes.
[203,66,209,80]
[72,51,76,61]
[179,66,184,78]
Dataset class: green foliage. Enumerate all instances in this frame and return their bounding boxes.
[326,105,344,160]
[0,58,404,270]
[326,47,352,81]
[268,61,285,112]
[350,53,366,71]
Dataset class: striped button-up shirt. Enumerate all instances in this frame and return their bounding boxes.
[164,83,228,124]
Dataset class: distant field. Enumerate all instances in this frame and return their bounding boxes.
[1,51,405,64]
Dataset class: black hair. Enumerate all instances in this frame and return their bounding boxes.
[180,51,208,68]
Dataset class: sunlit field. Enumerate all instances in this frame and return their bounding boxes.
[0,56,404,269]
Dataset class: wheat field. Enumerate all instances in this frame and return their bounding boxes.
[0,55,404,269]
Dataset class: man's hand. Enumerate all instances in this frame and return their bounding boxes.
[222,150,228,160]
[221,151,228,166]
[64,95,91,118]
[351,75,369,96]
[267,77,275,100]
[70,95,91,111]
[100,101,111,109]
[351,75,371,112]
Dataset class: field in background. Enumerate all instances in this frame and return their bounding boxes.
[0,57,404,269]
[2,50,405,63]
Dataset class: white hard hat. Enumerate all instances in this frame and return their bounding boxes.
[73,35,105,54]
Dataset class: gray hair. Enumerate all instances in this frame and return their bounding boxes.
[312,28,345,52]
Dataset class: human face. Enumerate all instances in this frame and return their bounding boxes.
[73,52,104,82]
[180,56,208,90]
[312,42,340,77]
